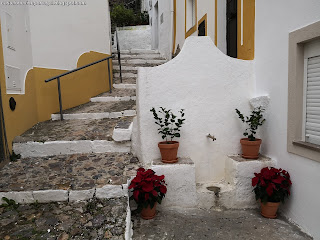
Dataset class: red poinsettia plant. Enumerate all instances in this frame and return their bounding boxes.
[252,167,292,204]
[129,168,167,212]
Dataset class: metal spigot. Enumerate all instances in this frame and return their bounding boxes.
[207,134,217,141]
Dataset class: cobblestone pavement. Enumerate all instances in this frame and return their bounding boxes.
[113,78,136,84]
[132,208,312,240]
[98,89,135,98]
[0,153,141,192]
[0,197,128,240]
[63,101,136,114]
[13,117,134,143]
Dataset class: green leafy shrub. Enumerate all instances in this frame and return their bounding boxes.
[235,107,265,141]
[111,4,135,27]
[150,107,185,143]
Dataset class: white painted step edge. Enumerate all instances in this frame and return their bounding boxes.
[0,182,130,204]
[113,122,133,142]
[91,96,136,102]
[113,84,136,89]
[51,110,136,121]
[13,140,131,158]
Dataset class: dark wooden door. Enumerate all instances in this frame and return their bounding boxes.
[198,20,206,36]
[227,0,237,58]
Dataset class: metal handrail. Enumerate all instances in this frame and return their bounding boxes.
[115,28,123,83]
[44,55,114,121]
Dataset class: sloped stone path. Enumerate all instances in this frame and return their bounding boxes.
[0,197,128,240]
[63,101,136,115]
[0,153,140,192]
[13,117,134,143]
[132,209,312,240]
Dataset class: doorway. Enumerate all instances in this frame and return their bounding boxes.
[198,18,206,36]
[153,2,159,49]
[226,0,237,58]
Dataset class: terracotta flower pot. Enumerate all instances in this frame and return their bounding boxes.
[158,141,179,163]
[240,138,262,159]
[260,201,280,219]
[141,203,157,220]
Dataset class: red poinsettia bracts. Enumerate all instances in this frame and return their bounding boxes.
[252,167,292,203]
[129,168,167,211]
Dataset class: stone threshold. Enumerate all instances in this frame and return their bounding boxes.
[13,140,131,158]
[51,110,136,121]
[91,96,136,102]
[0,182,130,204]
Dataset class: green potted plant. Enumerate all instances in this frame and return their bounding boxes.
[150,107,186,163]
[252,167,292,218]
[235,107,265,159]
[129,168,167,220]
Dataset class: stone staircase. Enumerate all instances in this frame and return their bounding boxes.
[0,49,167,239]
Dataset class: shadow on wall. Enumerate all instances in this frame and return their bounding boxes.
[134,36,255,183]
[0,50,113,153]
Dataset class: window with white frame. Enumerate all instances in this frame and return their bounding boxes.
[303,39,320,145]
[186,0,196,31]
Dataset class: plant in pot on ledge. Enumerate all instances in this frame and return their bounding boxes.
[150,107,185,163]
[129,168,167,220]
[235,107,265,159]
[252,167,292,218]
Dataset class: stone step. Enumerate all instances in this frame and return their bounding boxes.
[114,72,137,78]
[113,120,133,142]
[93,89,136,98]
[114,53,162,60]
[91,96,136,103]
[113,83,136,89]
[0,152,139,194]
[13,117,134,157]
[112,49,159,54]
[113,77,136,85]
[113,65,137,72]
[0,197,131,239]
[113,59,166,66]
[51,100,136,120]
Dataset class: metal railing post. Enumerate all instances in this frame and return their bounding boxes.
[116,29,123,83]
[107,59,112,94]
[57,77,63,121]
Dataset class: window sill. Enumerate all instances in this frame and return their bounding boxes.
[293,141,320,153]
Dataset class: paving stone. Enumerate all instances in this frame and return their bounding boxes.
[62,100,136,115]
[0,153,141,192]
[132,209,312,240]
[13,117,134,143]
[0,197,128,239]
[97,88,136,97]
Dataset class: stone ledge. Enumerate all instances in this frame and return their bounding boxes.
[0,183,130,204]
[228,154,271,162]
[152,158,194,166]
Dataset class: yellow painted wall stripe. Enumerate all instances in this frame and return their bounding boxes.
[237,0,255,60]
[172,0,177,55]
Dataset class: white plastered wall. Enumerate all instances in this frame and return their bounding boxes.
[28,0,111,70]
[217,0,226,54]
[134,37,254,183]
[0,2,33,94]
[255,0,320,238]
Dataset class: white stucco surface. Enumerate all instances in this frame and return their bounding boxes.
[134,37,254,183]
[255,1,320,238]
[0,3,33,93]
[114,25,151,51]
[28,0,111,70]
[151,158,198,209]
[13,140,131,158]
